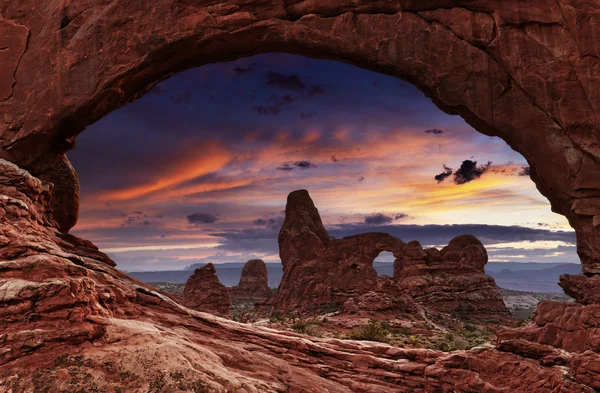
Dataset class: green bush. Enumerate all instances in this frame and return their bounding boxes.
[346,320,391,343]
[292,318,322,337]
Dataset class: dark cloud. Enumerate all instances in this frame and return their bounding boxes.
[276,163,295,171]
[300,112,316,119]
[434,165,453,183]
[233,66,253,75]
[252,216,284,228]
[276,161,316,171]
[265,71,306,91]
[435,160,492,185]
[308,85,325,96]
[425,128,444,135]
[394,213,409,220]
[454,160,492,184]
[519,166,531,176]
[331,155,338,162]
[252,94,295,116]
[186,212,219,224]
[170,89,192,104]
[364,213,394,225]
[358,176,365,182]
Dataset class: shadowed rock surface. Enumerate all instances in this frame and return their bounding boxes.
[273,190,509,320]
[230,259,271,301]
[183,263,231,317]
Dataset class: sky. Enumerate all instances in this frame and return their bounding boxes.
[68,53,578,272]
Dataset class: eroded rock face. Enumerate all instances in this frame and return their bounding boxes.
[0,0,599,272]
[231,259,271,301]
[273,190,508,319]
[559,273,600,305]
[273,190,406,312]
[1,158,599,392]
[395,236,509,318]
[183,263,231,317]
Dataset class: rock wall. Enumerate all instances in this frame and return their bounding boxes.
[1,158,598,393]
[273,190,509,319]
[1,0,600,272]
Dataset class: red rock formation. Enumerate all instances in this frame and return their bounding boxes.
[273,190,508,319]
[395,236,510,319]
[559,273,600,305]
[273,190,406,312]
[231,259,271,301]
[183,263,231,317]
[1,0,599,274]
[1,157,599,392]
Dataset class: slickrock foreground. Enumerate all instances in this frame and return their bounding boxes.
[231,259,272,301]
[273,190,509,320]
[183,263,232,317]
[1,159,599,392]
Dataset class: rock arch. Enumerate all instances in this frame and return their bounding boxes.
[0,1,599,274]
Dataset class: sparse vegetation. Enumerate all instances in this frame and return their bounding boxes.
[291,318,323,337]
[346,320,391,343]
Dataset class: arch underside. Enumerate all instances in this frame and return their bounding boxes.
[0,3,599,266]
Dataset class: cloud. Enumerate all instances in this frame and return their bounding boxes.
[519,166,531,176]
[233,66,253,75]
[358,176,365,182]
[434,165,453,183]
[425,128,444,135]
[394,213,409,220]
[308,85,325,96]
[252,94,295,116]
[364,213,394,225]
[265,71,306,91]
[252,216,284,228]
[187,213,219,224]
[276,161,316,171]
[331,155,338,162]
[435,160,492,185]
[454,160,492,184]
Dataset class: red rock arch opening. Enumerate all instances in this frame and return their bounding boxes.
[2,1,598,273]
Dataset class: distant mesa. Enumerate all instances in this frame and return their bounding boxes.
[231,259,272,302]
[183,263,231,317]
[272,189,509,320]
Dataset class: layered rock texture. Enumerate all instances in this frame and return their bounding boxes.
[273,190,509,320]
[230,259,272,301]
[2,0,600,390]
[2,158,599,392]
[183,263,231,317]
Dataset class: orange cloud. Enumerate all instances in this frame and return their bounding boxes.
[101,141,232,201]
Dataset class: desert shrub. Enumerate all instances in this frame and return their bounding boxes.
[292,318,322,337]
[270,311,285,323]
[346,320,390,343]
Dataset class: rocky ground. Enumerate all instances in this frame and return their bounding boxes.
[499,288,572,319]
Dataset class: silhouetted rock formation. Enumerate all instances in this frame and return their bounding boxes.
[231,259,271,301]
[183,263,231,317]
[1,159,599,392]
[273,190,509,319]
